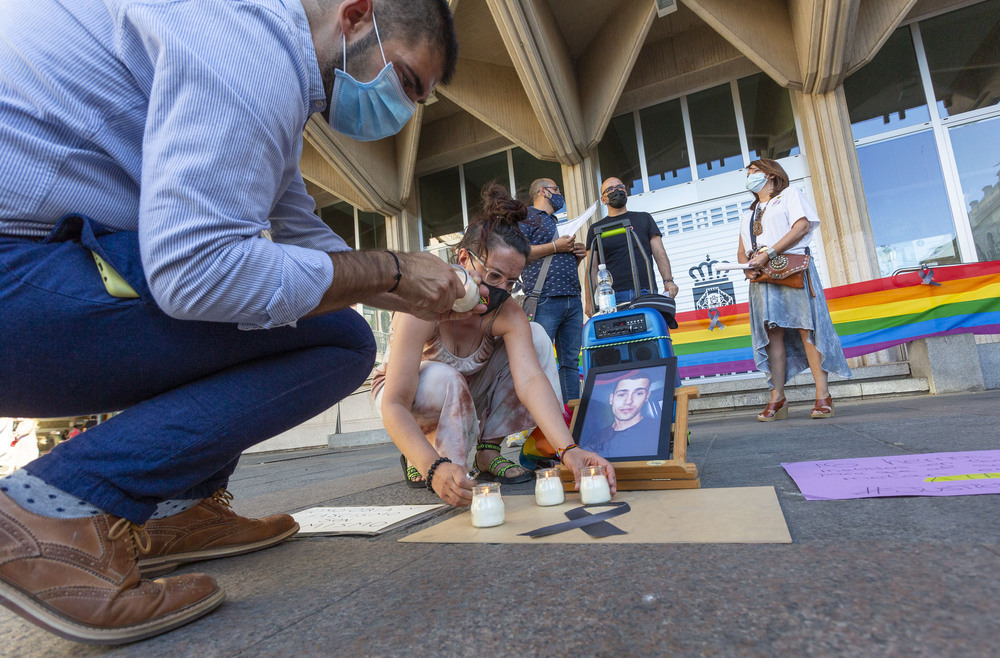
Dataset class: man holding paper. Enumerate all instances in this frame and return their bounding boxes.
[518,178,587,403]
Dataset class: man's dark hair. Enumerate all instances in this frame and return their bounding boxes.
[376,0,458,85]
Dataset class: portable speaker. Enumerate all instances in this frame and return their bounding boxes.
[582,308,675,376]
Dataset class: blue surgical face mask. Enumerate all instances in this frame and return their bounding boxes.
[746,172,769,193]
[328,12,417,141]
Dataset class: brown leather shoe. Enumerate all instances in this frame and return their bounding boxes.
[0,491,224,645]
[757,397,788,421]
[811,396,834,419]
[139,489,298,578]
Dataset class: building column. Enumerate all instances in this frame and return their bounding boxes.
[387,195,421,254]
[793,86,879,285]
[559,150,601,291]
[795,86,904,366]
[559,150,601,234]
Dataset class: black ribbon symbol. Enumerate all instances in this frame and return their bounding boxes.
[919,265,941,287]
[519,501,630,538]
[707,307,725,330]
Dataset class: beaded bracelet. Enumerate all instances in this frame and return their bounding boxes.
[556,443,579,462]
[386,251,402,293]
[425,456,452,491]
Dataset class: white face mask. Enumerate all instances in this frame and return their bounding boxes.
[745,172,769,193]
[328,11,417,141]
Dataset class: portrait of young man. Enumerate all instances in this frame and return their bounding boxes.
[579,368,665,460]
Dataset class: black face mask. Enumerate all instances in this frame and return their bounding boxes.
[606,189,628,209]
[478,283,511,316]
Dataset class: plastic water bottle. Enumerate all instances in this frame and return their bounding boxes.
[595,264,617,315]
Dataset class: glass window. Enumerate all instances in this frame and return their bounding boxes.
[949,115,1000,261]
[358,210,387,250]
[463,152,510,220]
[319,201,355,248]
[845,28,930,140]
[857,131,959,275]
[511,147,562,205]
[738,74,800,160]
[639,98,692,190]
[598,113,643,195]
[687,84,743,179]
[921,0,1000,118]
[418,166,463,249]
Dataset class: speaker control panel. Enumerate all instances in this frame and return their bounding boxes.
[594,314,647,339]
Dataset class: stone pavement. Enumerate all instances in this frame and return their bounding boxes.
[3,390,1000,656]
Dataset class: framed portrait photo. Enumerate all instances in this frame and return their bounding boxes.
[572,357,678,462]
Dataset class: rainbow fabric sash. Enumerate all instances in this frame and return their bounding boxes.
[672,261,1000,379]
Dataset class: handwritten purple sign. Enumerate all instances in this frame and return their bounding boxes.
[781,451,1000,500]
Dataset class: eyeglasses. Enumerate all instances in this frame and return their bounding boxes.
[543,185,561,194]
[468,251,522,292]
[602,183,626,195]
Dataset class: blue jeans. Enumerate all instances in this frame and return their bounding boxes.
[531,295,583,403]
[0,218,375,522]
[615,287,651,307]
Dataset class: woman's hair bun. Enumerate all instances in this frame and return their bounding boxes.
[479,182,527,226]
[455,181,532,260]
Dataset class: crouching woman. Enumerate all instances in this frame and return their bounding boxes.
[372,184,615,506]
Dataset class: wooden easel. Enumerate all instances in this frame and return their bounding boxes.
[560,385,700,491]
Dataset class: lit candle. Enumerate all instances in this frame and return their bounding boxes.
[579,465,612,505]
[534,468,565,506]
[470,482,505,527]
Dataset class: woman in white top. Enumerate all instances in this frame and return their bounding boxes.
[374,183,615,507]
[737,159,851,421]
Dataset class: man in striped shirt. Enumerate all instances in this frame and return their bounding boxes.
[0,0,466,644]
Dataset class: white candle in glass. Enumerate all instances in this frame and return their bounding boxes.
[470,482,505,527]
[534,468,565,506]
[579,465,612,504]
[451,265,481,313]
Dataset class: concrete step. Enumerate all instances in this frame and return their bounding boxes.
[687,362,930,413]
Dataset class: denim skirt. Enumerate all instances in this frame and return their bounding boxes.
[748,260,851,388]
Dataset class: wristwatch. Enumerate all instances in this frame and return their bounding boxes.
[764,247,778,261]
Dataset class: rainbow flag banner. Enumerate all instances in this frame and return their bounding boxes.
[672,261,1000,379]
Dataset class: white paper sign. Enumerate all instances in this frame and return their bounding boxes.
[557,202,599,238]
[292,505,446,536]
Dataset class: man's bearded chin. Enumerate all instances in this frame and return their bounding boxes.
[320,29,380,102]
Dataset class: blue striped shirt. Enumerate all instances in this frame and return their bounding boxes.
[0,0,349,329]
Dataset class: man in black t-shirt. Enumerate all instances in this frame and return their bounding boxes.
[584,177,679,315]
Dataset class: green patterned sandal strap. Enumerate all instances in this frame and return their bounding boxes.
[406,465,423,481]
[488,455,518,478]
[475,442,502,453]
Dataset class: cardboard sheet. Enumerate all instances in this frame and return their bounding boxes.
[399,487,791,544]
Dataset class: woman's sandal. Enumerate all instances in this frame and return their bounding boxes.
[757,397,788,422]
[474,441,534,484]
[400,454,425,489]
[811,396,834,419]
